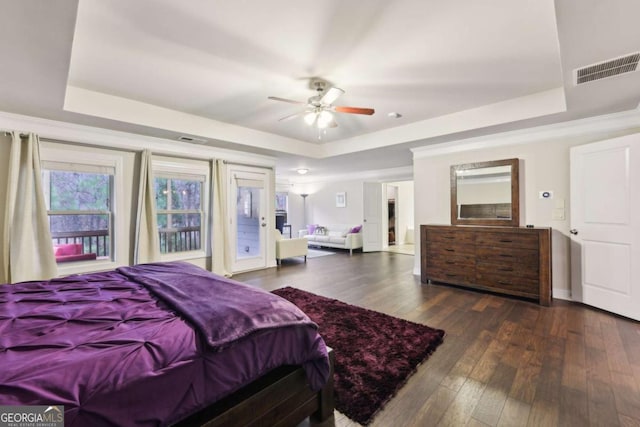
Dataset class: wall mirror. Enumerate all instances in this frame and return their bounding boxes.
[450,158,520,227]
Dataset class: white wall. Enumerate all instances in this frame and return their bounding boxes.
[306,179,365,227]
[412,125,640,299]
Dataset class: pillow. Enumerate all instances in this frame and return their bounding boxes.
[54,243,83,256]
[306,224,317,235]
[314,226,327,235]
[350,225,362,234]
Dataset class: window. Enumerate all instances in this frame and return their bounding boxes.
[275,191,288,235]
[275,192,288,213]
[153,157,209,258]
[154,174,204,254]
[42,162,115,263]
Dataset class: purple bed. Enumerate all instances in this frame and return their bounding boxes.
[0,262,332,426]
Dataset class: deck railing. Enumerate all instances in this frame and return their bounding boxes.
[51,226,202,257]
[51,230,110,257]
[158,226,201,253]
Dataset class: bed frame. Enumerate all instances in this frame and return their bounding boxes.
[173,348,335,427]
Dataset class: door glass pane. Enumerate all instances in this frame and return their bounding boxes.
[236,186,262,259]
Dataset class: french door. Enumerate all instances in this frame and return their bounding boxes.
[230,168,268,272]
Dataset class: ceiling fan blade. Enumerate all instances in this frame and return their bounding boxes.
[268,96,305,105]
[320,87,344,105]
[334,106,375,115]
[278,112,305,122]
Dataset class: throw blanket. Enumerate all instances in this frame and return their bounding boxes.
[117,262,318,350]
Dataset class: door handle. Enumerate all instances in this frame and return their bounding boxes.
[261,223,267,227]
[570,229,578,235]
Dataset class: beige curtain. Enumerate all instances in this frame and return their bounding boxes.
[134,149,160,264]
[211,159,232,276]
[1,132,57,283]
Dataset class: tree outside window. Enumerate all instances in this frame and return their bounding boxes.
[43,169,113,262]
[154,176,203,253]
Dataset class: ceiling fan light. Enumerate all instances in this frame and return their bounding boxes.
[317,110,333,128]
[304,112,317,126]
[296,168,309,175]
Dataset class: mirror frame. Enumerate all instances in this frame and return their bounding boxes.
[450,158,520,227]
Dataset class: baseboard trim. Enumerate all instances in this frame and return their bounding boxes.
[553,289,572,301]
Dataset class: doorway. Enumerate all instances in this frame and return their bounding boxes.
[387,185,397,246]
[385,181,415,256]
[230,168,269,272]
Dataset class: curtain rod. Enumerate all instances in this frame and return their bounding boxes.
[222,160,273,170]
[3,131,29,138]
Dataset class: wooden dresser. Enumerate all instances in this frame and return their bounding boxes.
[420,225,552,305]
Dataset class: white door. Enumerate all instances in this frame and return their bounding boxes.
[231,169,268,272]
[363,182,383,252]
[570,134,639,320]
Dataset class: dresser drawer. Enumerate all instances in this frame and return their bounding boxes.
[476,232,538,250]
[475,271,539,296]
[426,228,475,246]
[476,261,539,280]
[476,246,539,270]
[427,246,475,269]
[426,268,475,286]
[427,241,474,257]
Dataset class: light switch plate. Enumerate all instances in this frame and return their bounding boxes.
[552,208,565,220]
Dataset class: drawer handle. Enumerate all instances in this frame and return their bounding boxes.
[498,281,512,285]
[498,267,514,272]
[444,236,455,239]
[445,261,455,264]
[499,254,513,258]
[445,248,455,252]
[499,239,513,243]
[446,273,457,277]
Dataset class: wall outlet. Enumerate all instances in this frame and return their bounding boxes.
[539,190,554,199]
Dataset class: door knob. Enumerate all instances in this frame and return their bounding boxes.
[261,223,266,227]
[570,229,578,235]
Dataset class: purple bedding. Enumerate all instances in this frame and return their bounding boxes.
[0,262,329,426]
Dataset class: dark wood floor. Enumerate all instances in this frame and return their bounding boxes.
[236,251,640,427]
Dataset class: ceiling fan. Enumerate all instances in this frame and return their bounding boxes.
[268,79,374,129]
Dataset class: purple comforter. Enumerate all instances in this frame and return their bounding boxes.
[0,262,329,426]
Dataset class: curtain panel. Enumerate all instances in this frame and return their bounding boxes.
[212,159,232,277]
[1,132,57,283]
[134,149,160,264]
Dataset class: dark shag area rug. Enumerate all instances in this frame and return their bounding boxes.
[272,287,445,425]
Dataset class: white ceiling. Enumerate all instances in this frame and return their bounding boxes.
[1,0,640,183]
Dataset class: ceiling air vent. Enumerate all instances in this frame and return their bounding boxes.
[575,52,639,85]
[178,135,208,143]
